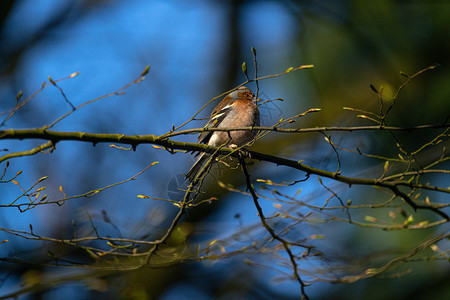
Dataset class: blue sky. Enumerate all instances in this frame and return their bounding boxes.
[3,1,446,298]
[0,0,324,298]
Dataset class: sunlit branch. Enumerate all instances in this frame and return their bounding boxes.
[159,123,450,139]
[0,162,158,210]
[330,232,449,283]
[0,72,80,127]
[46,66,149,129]
[1,128,448,219]
[169,64,314,133]
[0,141,53,163]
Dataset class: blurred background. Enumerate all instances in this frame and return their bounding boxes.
[0,0,449,299]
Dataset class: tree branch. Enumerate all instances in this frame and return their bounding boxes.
[0,128,448,219]
[240,158,310,300]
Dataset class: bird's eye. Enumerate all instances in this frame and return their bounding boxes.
[243,92,253,99]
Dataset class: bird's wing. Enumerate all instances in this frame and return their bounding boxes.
[197,104,233,144]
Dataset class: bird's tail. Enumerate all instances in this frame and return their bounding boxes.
[185,153,209,182]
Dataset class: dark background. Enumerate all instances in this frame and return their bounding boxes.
[0,0,449,299]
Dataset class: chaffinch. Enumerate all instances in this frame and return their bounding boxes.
[186,86,260,182]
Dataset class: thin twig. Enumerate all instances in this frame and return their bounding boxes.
[240,158,310,300]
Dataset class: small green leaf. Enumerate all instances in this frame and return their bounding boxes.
[37,176,48,183]
[242,62,248,76]
[365,216,377,222]
[310,234,325,239]
[365,268,378,275]
[140,65,150,77]
[388,211,396,219]
[16,90,23,101]
[48,76,56,85]
[69,71,80,78]
[285,67,294,73]
[244,259,255,266]
[417,221,428,227]
[403,215,414,226]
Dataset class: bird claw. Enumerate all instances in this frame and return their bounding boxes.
[239,148,251,159]
[228,144,251,159]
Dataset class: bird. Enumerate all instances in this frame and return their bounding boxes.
[186,86,260,182]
